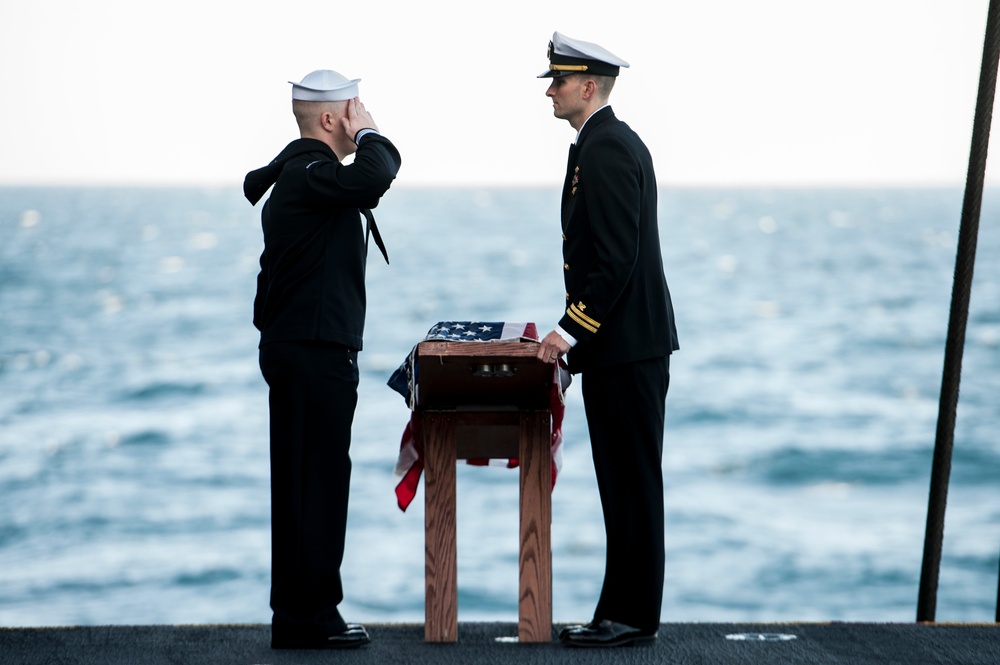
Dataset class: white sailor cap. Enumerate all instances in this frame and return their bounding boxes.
[289,69,360,102]
[538,32,630,78]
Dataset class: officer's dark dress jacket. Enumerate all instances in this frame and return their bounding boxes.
[244,135,401,350]
[559,106,679,373]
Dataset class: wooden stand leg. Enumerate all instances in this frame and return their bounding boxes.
[518,411,552,643]
[423,412,458,643]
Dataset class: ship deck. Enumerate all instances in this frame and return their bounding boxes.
[1,621,997,664]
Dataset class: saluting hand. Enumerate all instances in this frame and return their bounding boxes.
[341,97,379,138]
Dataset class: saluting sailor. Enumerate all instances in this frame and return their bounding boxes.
[244,69,401,650]
[535,32,680,648]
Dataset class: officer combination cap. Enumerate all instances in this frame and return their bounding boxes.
[289,69,360,102]
[538,31,630,78]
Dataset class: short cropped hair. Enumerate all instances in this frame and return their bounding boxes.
[590,74,617,101]
[292,99,346,131]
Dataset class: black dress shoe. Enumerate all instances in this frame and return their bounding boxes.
[271,622,371,649]
[558,623,587,640]
[559,619,657,648]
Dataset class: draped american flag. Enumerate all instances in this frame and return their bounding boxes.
[387,322,567,511]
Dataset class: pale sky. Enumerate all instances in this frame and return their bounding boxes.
[0,0,997,187]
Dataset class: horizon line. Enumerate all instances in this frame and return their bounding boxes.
[0,179,990,190]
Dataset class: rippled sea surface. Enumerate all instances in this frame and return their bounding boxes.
[1,186,998,627]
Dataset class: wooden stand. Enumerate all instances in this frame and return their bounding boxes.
[416,340,553,643]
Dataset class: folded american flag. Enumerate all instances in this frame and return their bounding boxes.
[387,321,568,511]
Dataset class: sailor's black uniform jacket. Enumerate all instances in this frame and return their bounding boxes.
[245,135,401,350]
[558,106,679,373]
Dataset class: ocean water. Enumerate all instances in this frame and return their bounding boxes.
[1,185,998,628]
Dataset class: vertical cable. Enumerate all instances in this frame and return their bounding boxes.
[917,0,1000,623]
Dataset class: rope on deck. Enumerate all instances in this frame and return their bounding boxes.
[917,0,1000,624]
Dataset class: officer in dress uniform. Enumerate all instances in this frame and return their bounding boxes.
[244,70,401,650]
[535,32,680,648]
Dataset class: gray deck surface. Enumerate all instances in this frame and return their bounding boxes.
[1,622,997,665]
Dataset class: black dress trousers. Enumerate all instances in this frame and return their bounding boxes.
[581,355,670,634]
[259,340,359,634]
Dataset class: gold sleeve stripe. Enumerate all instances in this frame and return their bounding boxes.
[567,308,598,333]
[569,303,601,328]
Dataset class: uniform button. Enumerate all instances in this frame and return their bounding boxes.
[563,263,569,270]
[565,293,570,300]
[571,187,577,195]
[561,233,567,240]
[574,166,580,173]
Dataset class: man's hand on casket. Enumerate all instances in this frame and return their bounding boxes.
[537,330,570,364]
